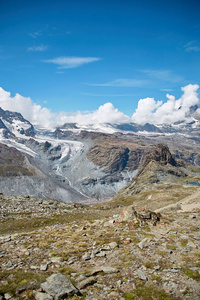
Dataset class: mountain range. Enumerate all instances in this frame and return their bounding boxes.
[0,106,200,204]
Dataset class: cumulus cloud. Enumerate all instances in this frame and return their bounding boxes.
[59,103,130,125]
[0,88,55,128]
[0,84,199,128]
[43,56,102,69]
[132,84,199,124]
[0,88,130,128]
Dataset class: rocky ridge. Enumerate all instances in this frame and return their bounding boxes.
[116,144,188,198]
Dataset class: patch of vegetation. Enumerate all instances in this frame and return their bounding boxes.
[144,262,155,269]
[166,244,177,250]
[184,269,200,281]
[124,285,181,299]
[0,211,104,235]
[0,270,51,296]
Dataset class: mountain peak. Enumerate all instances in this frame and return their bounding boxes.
[141,143,176,168]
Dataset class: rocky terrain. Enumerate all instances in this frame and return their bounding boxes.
[0,189,200,300]
[0,145,200,300]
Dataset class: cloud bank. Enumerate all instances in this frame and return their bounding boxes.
[0,84,199,128]
[0,88,130,127]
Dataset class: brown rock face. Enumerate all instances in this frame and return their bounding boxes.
[86,136,150,173]
[138,144,176,175]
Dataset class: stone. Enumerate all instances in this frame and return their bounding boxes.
[187,240,197,248]
[107,242,119,249]
[104,219,115,227]
[171,268,179,273]
[120,205,135,222]
[77,276,97,290]
[137,269,148,281]
[41,273,79,299]
[34,291,53,300]
[4,294,12,300]
[138,238,149,249]
[40,263,48,271]
[95,251,107,257]
[123,238,132,244]
[91,266,119,276]
[75,274,88,283]
[82,253,91,261]
[51,257,62,263]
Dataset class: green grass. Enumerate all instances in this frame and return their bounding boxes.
[124,285,181,299]
[0,211,104,235]
[184,269,200,281]
[0,270,51,296]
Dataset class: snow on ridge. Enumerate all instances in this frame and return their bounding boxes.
[0,134,38,157]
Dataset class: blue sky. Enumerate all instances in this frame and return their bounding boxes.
[0,0,200,124]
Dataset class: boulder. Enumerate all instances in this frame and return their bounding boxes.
[41,273,79,299]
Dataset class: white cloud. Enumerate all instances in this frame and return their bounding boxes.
[28,45,48,52]
[0,84,199,129]
[0,88,55,128]
[88,78,151,87]
[160,88,173,92]
[141,69,183,83]
[184,41,200,52]
[55,103,130,125]
[132,84,199,124]
[43,56,102,69]
[132,97,162,124]
[29,31,42,39]
[0,88,130,128]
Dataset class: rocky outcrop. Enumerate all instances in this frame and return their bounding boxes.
[116,144,187,197]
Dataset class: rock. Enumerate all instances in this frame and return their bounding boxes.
[120,205,135,222]
[107,242,119,249]
[4,294,12,300]
[138,238,149,249]
[189,214,196,219]
[123,238,132,244]
[104,219,115,227]
[91,266,119,276]
[77,276,97,290]
[82,253,91,261]
[91,249,100,258]
[34,291,54,300]
[171,268,179,273]
[41,273,79,299]
[75,274,88,283]
[40,263,48,271]
[137,269,148,281]
[95,251,107,257]
[50,257,62,263]
[187,240,197,248]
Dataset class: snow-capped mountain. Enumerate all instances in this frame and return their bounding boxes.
[0,106,200,204]
[0,107,35,138]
